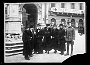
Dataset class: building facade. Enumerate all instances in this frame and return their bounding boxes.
[4,2,86,57]
[4,2,85,42]
[48,2,85,27]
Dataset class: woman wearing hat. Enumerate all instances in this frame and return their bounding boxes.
[58,24,66,55]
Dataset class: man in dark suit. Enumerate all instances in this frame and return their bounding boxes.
[44,24,52,54]
[22,27,34,60]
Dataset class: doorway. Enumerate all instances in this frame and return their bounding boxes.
[78,19,83,27]
[22,4,38,29]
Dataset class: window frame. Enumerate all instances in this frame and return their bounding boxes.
[51,3,55,7]
[71,3,75,9]
[79,3,83,10]
[61,3,65,8]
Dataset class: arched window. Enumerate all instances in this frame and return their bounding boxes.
[79,19,83,23]
[51,18,56,22]
[79,19,83,26]
[71,19,75,23]
[71,19,75,27]
[61,19,66,24]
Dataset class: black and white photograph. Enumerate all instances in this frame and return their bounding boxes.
[4,2,86,63]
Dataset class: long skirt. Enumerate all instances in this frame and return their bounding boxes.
[45,40,52,51]
[52,38,58,50]
[58,39,66,51]
[37,38,43,53]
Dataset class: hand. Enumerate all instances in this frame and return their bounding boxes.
[64,36,66,38]
[51,36,52,38]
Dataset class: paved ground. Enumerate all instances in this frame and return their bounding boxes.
[4,30,86,63]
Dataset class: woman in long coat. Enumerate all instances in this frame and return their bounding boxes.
[52,27,58,53]
[44,27,52,54]
[58,24,66,55]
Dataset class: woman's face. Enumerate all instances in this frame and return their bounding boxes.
[60,26,63,28]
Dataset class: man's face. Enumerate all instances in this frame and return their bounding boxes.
[69,23,71,27]
[52,22,54,25]
[26,28,29,30]
[62,22,64,24]
[30,28,33,31]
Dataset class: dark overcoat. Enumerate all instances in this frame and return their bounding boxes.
[22,30,34,56]
[58,28,66,51]
[52,28,58,50]
[44,28,52,51]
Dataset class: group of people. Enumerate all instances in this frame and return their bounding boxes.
[22,22,75,60]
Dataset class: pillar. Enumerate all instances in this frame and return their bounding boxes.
[41,3,45,24]
[46,3,49,24]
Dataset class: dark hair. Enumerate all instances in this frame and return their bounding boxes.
[30,25,33,28]
[59,24,63,26]
[46,24,50,26]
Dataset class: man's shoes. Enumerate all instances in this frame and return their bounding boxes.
[54,50,57,53]
[64,53,69,56]
[40,51,43,54]
[47,51,49,54]
[70,54,73,56]
[33,52,37,54]
[60,51,64,55]
[45,51,47,53]
[25,57,30,60]
[29,54,33,57]
[60,53,64,55]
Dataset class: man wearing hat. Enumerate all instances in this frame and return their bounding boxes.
[22,26,34,60]
[58,24,66,55]
[65,22,75,56]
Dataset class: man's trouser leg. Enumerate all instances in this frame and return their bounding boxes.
[71,41,74,55]
[67,42,70,54]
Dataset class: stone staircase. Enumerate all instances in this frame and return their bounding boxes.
[5,41,23,57]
